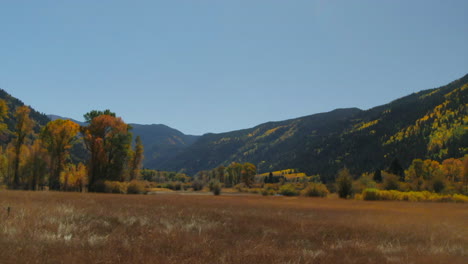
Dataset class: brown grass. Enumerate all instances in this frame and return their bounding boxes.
[0,191,467,264]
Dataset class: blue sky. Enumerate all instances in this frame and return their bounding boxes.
[1,0,467,135]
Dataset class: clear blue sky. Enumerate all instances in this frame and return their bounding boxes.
[1,0,467,135]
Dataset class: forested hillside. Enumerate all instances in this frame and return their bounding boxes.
[0,89,50,142]
[158,74,468,181]
[129,124,199,169]
[1,74,467,182]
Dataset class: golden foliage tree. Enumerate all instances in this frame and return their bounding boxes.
[60,163,87,192]
[23,140,49,190]
[41,119,80,190]
[129,136,144,180]
[0,99,8,133]
[12,106,34,189]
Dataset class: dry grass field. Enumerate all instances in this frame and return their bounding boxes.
[0,191,466,264]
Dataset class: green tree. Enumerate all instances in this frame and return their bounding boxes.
[405,159,424,190]
[84,109,116,123]
[389,158,404,181]
[373,169,382,183]
[336,168,353,199]
[241,163,256,187]
[129,136,144,180]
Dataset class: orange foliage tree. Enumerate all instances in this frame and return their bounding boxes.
[81,111,132,191]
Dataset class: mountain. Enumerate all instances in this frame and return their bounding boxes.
[158,74,468,180]
[0,89,50,142]
[48,115,86,126]
[128,124,199,169]
[5,73,468,180]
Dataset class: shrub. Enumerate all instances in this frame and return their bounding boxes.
[234,183,247,192]
[361,188,468,203]
[279,184,299,196]
[104,181,128,194]
[362,188,380,200]
[301,183,329,197]
[209,180,222,195]
[261,188,277,196]
[353,173,377,194]
[173,181,182,191]
[248,188,262,194]
[431,176,446,193]
[92,180,106,193]
[127,180,146,194]
[453,194,468,203]
[192,180,204,191]
[263,183,279,191]
[382,172,400,190]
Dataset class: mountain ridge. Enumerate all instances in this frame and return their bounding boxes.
[3,73,467,180]
[156,74,468,179]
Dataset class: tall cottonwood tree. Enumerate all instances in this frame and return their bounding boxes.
[41,119,80,190]
[241,163,256,187]
[129,136,144,180]
[0,99,8,184]
[12,106,34,189]
[60,163,87,192]
[0,99,8,133]
[24,139,49,190]
[81,111,132,191]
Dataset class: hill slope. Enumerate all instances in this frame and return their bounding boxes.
[158,74,468,180]
[0,89,50,142]
[129,124,199,169]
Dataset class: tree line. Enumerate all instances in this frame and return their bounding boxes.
[0,103,143,192]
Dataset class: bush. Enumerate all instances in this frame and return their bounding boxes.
[263,183,279,191]
[192,180,204,191]
[261,188,277,196]
[172,181,182,191]
[104,181,128,194]
[361,188,468,203]
[301,183,329,197]
[127,180,146,194]
[453,194,468,203]
[248,188,262,194]
[92,180,107,193]
[279,184,299,196]
[382,172,400,190]
[353,173,377,194]
[362,188,380,200]
[431,176,446,193]
[209,180,222,195]
[234,183,247,192]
